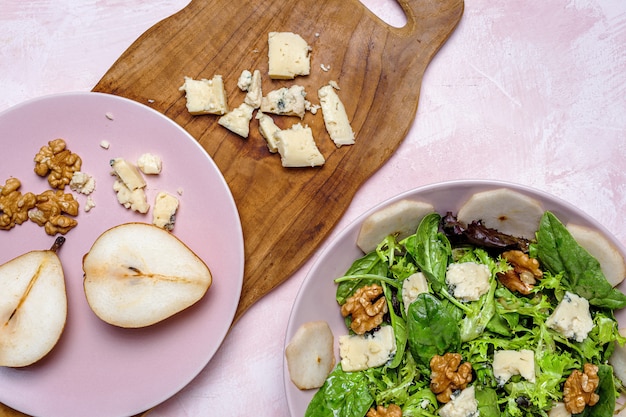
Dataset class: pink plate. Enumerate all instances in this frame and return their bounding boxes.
[0,92,244,417]
[283,179,626,416]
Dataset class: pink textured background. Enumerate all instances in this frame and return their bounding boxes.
[2,1,625,416]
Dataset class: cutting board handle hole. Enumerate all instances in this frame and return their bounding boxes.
[360,0,407,28]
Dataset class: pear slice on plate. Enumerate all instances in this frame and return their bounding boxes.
[83,223,212,328]
[567,223,626,287]
[0,237,67,367]
[457,188,544,240]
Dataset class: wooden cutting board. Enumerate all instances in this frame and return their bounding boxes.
[90,0,464,324]
[1,1,463,416]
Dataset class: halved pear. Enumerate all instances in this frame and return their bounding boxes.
[0,237,67,367]
[567,223,626,287]
[83,223,212,328]
[457,188,544,239]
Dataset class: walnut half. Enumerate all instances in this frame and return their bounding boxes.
[563,363,599,414]
[28,190,79,235]
[34,138,82,190]
[0,178,36,230]
[367,404,402,417]
[340,284,388,335]
[497,250,543,295]
[430,353,473,403]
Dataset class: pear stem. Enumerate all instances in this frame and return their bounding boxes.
[50,236,66,253]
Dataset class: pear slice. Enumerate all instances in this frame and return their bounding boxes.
[457,188,544,240]
[356,199,435,253]
[567,223,626,287]
[0,237,67,367]
[83,223,212,328]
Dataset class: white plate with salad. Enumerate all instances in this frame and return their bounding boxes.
[283,180,626,417]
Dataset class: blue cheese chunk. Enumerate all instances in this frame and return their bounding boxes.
[493,349,536,385]
[69,171,96,195]
[218,102,255,138]
[179,75,229,115]
[402,272,429,313]
[110,158,146,191]
[237,69,262,109]
[112,179,149,214]
[267,32,311,79]
[318,83,355,147]
[445,262,491,302]
[152,191,179,231]
[275,123,325,168]
[438,386,479,417]
[256,111,281,153]
[261,85,308,119]
[339,326,396,372]
[546,291,594,342]
[137,153,162,175]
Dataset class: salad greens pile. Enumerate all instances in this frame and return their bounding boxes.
[306,211,626,417]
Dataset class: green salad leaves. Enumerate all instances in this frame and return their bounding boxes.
[306,211,626,417]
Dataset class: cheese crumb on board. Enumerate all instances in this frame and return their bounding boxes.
[153,191,179,231]
[218,102,255,138]
[137,153,162,175]
[179,75,229,115]
[261,85,308,119]
[238,69,263,109]
[275,123,325,168]
[268,32,311,79]
[256,111,281,153]
[318,83,355,147]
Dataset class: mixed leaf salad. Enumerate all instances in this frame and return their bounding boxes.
[305,210,626,417]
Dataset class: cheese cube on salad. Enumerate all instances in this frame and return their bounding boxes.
[339,326,396,372]
[438,385,478,417]
[545,291,594,342]
[445,262,490,302]
[493,349,536,385]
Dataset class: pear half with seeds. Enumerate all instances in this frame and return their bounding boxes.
[83,223,212,328]
[0,237,67,367]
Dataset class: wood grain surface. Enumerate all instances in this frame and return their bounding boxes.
[89,0,463,324]
[1,1,462,417]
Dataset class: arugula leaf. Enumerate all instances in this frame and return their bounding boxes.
[534,211,626,309]
[305,366,373,417]
[406,293,461,370]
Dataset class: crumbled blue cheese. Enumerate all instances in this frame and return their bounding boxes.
[438,386,479,417]
[318,83,355,147]
[402,272,429,313]
[110,158,146,191]
[69,171,96,195]
[339,326,396,372]
[179,75,229,115]
[112,179,149,214]
[275,123,325,168]
[137,153,162,175]
[260,85,308,119]
[238,69,262,109]
[545,291,594,342]
[445,262,491,302]
[256,111,281,153]
[152,191,179,231]
[267,32,311,79]
[218,102,255,138]
[84,196,96,212]
[493,349,536,385]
